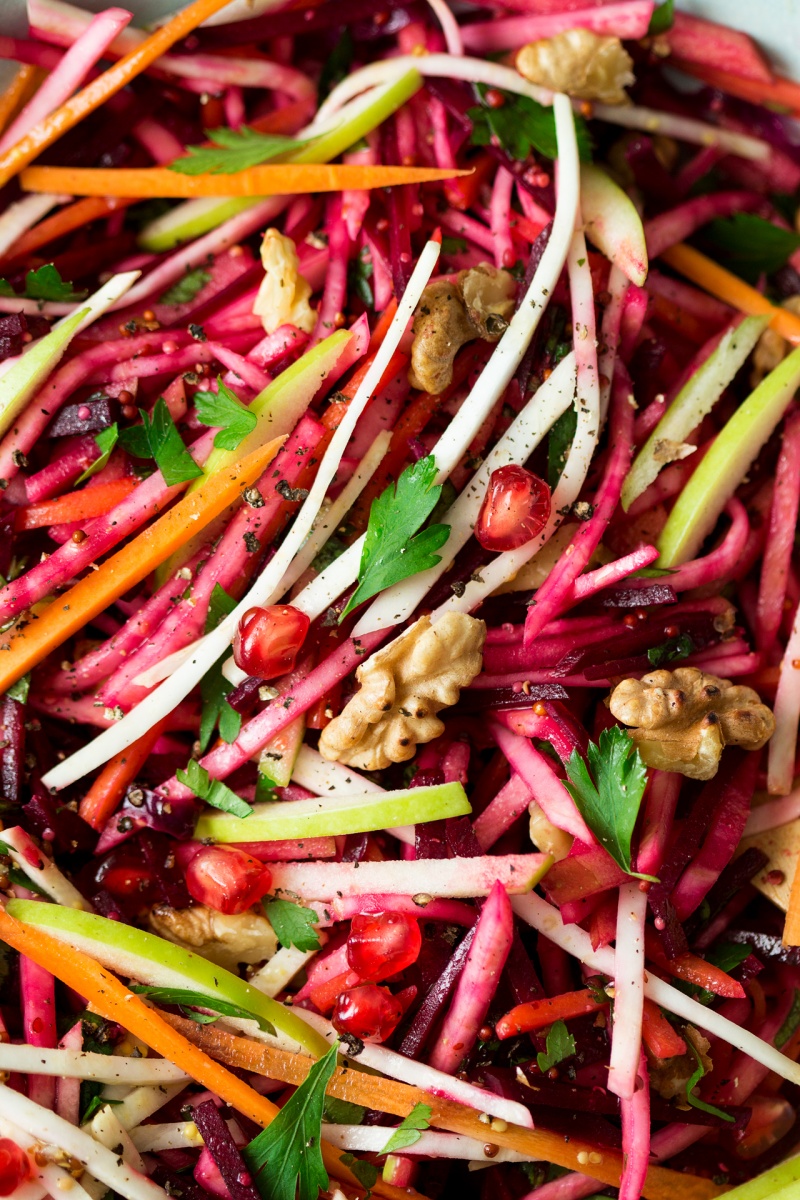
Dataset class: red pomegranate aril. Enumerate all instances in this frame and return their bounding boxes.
[475,465,551,553]
[233,605,310,680]
[99,864,154,898]
[346,911,422,981]
[0,1140,31,1196]
[332,984,404,1042]
[185,845,272,915]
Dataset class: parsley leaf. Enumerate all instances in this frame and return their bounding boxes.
[703,214,800,284]
[130,984,274,1033]
[441,236,468,256]
[646,632,695,668]
[536,1020,576,1073]
[0,263,87,302]
[243,1040,338,1200]
[349,245,374,309]
[195,378,257,451]
[170,127,306,176]
[563,727,654,880]
[5,673,29,703]
[340,1154,379,1193]
[468,86,592,163]
[177,758,253,819]
[686,1038,734,1122]
[264,897,321,952]
[776,988,800,1048]
[323,1096,365,1125]
[76,424,119,485]
[648,0,674,34]
[81,1094,122,1124]
[341,455,450,618]
[205,582,237,635]
[380,1103,432,1155]
[119,397,203,486]
[160,268,211,306]
[548,406,577,489]
[199,584,242,752]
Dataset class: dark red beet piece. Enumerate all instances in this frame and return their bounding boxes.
[22,790,98,855]
[0,698,25,808]
[399,925,476,1058]
[685,847,770,942]
[191,1101,261,1200]
[48,394,117,438]
[599,584,678,607]
[0,313,50,363]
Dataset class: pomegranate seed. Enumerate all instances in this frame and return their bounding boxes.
[346,912,422,981]
[185,845,272,915]
[332,984,404,1042]
[0,1140,31,1195]
[475,465,551,553]
[98,863,154,897]
[233,605,310,680]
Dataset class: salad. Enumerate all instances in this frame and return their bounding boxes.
[1,0,800,1197]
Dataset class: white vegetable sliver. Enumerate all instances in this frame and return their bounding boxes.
[296,1008,534,1128]
[352,350,577,636]
[1,825,92,911]
[0,1044,189,1084]
[0,1114,96,1200]
[0,193,67,259]
[512,893,800,1088]
[597,264,629,425]
[425,0,463,56]
[114,1082,187,1131]
[130,1120,206,1154]
[43,240,442,791]
[0,1084,169,1200]
[606,881,647,1101]
[90,1105,146,1173]
[249,943,321,999]
[321,1124,531,1162]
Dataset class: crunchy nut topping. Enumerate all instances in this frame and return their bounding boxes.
[649,1026,711,1102]
[751,296,800,386]
[148,903,277,970]
[253,228,315,335]
[651,438,696,465]
[608,666,775,781]
[318,613,486,770]
[516,29,635,105]
[409,264,515,395]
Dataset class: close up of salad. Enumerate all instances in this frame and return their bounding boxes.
[3,0,800,1197]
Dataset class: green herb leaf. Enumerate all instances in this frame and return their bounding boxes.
[441,236,468,256]
[312,535,347,574]
[0,263,87,302]
[130,984,275,1033]
[468,86,592,163]
[195,378,258,451]
[341,455,450,619]
[563,727,654,880]
[646,632,695,668]
[170,127,307,176]
[243,1040,338,1200]
[76,424,119,485]
[8,866,48,896]
[776,988,800,1048]
[340,1153,379,1193]
[5,673,29,703]
[703,214,800,284]
[264,897,321,952]
[119,397,203,486]
[380,1103,432,1155]
[81,1093,123,1124]
[319,30,354,102]
[648,0,674,34]
[177,758,253,819]
[536,1020,577,1073]
[160,268,212,306]
[349,244,374,309]
[323,1096,366,1125]
[199,585,242,752]
[685,1038,735,1122]
[204,582,237,635]
[547,406,577,489]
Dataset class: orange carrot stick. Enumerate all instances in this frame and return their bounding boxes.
[0,435,285,692]
[784,858,800,946]
[78,716,171,830]
[321,348,408,431]
[0,0,242,189]
[669,59,800,118]
[0,65,40,138]
[0,907,416,1200]
[660,244,800,345]
[20,162,470,199]
[162,1013,724,1200]
[15,479,137,531]
[369,297,399,351]
[641,998,687,1060]
[0,196,132,269]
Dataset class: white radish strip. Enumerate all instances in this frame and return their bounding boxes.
[296,1008,533,1128]
[744,787,800,836]
[249,944,321,999]
[132,643,197,689]
[315,55,768,162]
[353,351,577,636]
[768,605,800,795]
[1,825,92,910]
[43,241,441,791]
[437,223,599,618]
[269,853,550,901]
[0,193,67,258]
[512,893,800,1088]
[598,264,629,424]
[321,1124,530,1162]
[0,266,140,323]
[90,1106,147,1172]
[292,537,363,621]
[292,744,383,794]
[0,1044,189,1083]
[0,1115,95,1200]
[425,0,464,56]
[114,1082,187,1131]
[130,1120,206,1153]
[607,881,647,1101]
[0,1084,169,1200]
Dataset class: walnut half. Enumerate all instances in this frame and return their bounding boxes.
[148,903,277,971]
[517,29,635,105]
[318,613,486,771]
[608,666,775,781]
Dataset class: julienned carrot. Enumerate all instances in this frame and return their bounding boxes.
[15,478,137,531]
[78,716,170,830]
[0,0,240,190]
[0,435,285,693]
[661,244,800,345]
[496,988,606,1039]
[20,163,470,199]
[0,908,411,1200]
[0,65,40,138]
[669,59,800,118]
[321,348,408,430]
[369,297,399,351]
[644,928,746,999]
[784,861,800,946]
[163,1013,724,1200]
[0,196,132,268]
[641,998,687,1060]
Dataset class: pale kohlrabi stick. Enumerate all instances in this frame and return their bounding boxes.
[42,242,441,792]
[606,881,647,1101]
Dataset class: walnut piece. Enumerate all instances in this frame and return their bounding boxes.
[649,1026,711,1102]
[652,438,696,465]
[318,613,486,770]
[148,903,277,970]
[253,228,315,335]
[608,666,775,781]
[409,264,516,394]
[751,296,800,386]
[517,29,635,105]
